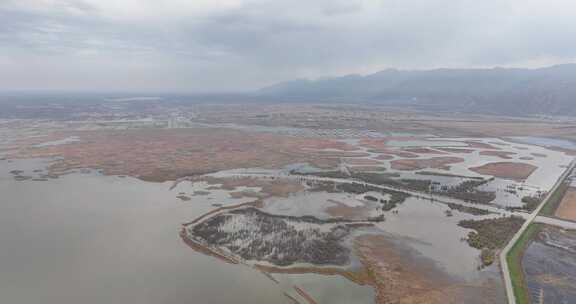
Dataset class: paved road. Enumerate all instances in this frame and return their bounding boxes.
[535,215,576,230]
[499,159,576,304]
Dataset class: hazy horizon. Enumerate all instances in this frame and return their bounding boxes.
[2,0,576,92]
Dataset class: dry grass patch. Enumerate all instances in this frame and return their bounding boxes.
[391,157,465,171]
[555,187,576,221]
[469,162,537,181]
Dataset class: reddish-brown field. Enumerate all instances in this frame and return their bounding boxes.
[359,138,387,147]
[343,158,384,166]
[325,199,372,220]
[307,151,370,158]
[375,154,394,160]
[469,162,537,181]
[479,150,517,159]
[372,149,419,158]
[9,128,356,181]
[555,187,576,221]
[349,166,387,173]
[390,157,465,171]
[436,148,475,154]
[403,148,447,154]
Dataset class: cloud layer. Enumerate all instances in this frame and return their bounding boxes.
[1,0,575,91]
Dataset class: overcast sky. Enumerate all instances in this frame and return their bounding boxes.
[1,0,575,92]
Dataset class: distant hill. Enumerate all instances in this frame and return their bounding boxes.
[259,64,576,116]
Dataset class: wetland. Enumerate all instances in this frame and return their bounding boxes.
[2,103,576,304]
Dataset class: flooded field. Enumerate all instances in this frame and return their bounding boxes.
[523,225,576,303]
[510,136,576,150]
[374,196,495,280]
[292,135,572,210]
[2,121,574,304]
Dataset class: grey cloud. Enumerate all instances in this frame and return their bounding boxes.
[0,0,575,91]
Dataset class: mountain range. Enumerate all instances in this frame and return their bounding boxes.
[259,64,576,116]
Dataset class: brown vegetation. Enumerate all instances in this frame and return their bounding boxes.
[375,154,394,160]
[446,203,491,216]
[371,149,419,158]
[416,171,483,179]
[325,199,373,220]
[343,158,384,166]
[307,151,371,158]
[391,157,465,171]
[403,148,447,154]
[459,216,525,250]
[436,148,475,154]
[469,162,537,181]
[348,166,387,173]
[9,128,358,181]
[358,138,388,151]
[479,150,517,159]
[459,216,525,267]
[254,264,370,287]
[555,187,576,221]
[354,235,459,304]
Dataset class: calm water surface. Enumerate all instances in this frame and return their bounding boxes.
[0,159,295,304]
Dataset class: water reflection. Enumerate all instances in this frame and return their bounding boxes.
[0,159,292,304]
